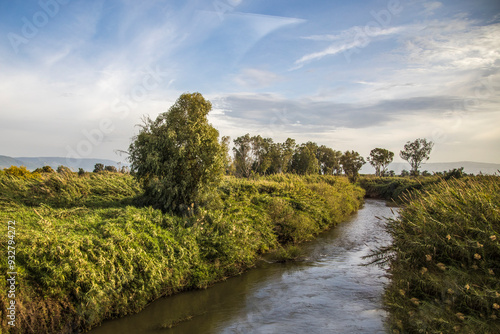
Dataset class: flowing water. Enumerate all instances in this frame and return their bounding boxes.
[89,199,397,334]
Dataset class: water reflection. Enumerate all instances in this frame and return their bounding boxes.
[89,199,396,334]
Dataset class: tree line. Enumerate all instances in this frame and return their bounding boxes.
[227,134,433,182]
[127,93,436,214]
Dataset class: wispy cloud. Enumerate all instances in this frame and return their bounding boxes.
[294,26,404,68]
[423,1,443,15]
[303,26,403,42]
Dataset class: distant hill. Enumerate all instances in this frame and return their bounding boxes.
[0,156,26,169]
[361,161,500,175]
[0,155,127,172]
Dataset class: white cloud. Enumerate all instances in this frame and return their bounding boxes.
[404,21,500,71]
[234,68,282,88]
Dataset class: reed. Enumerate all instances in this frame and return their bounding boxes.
[378,176,500,333]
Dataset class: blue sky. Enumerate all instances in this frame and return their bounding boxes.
[1,0,499,167]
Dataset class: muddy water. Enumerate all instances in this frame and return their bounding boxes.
[89,199,396,334]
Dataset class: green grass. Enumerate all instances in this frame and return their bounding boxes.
[373,176,500,333]
[0,172,364,334]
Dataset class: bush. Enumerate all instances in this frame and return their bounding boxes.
[3,165,40,179]
[33,166,55,173]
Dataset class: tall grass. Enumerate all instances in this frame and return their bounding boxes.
[0,172,363,333]
[377,176,500,333]
[358,175,440,202]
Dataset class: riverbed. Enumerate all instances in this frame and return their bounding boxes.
[89,199,396,334]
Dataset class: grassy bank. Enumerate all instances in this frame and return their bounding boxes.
[0,172,364,333]
[358,175,440,202]
[377,176,500,333]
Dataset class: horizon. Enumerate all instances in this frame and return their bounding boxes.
[1,0,499,164]
[2,154,500,176]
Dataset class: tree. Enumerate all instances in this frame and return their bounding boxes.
[291,142,319,175]
[93,163,104,173]
[269,138,296,174]
[399,138,434,176]
[317,145,342,175]
[340,150,365,182]
[233,134,253,178]
[221,136,232,175]
[367,148,394,177]
[104,165,118,173]
[251,135,273,175]
[119,166,130,174]
[128,92,225,214]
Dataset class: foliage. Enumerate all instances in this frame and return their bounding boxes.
[340,150,365,182]
[442,167,466,180]
[128,92,226,214]
[367,148,394,177]
[291,142,320,175]
[317,145,342,175]
[232,135,297,176]
[93,163,104,173]
[372,177,500,333]
[57,165,73,175]
[0,172,363,334]
[33,166,55,174]
[104,165,118,173]
[268,138,296,174]
[358,175,440,202]
[233,133,253,178]
[3,165,40,179]
[400,138,434,176]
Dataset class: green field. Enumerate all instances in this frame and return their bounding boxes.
[0,171,364,333]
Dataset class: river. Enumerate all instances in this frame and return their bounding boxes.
[89,199,396,334]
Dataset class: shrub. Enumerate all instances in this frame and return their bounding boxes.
[3,165,40,179]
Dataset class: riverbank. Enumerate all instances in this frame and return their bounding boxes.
[374,176,500,333]
[89,199,395,334]
[0,172,364,333]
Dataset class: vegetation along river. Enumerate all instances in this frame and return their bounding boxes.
[89,199,397,334]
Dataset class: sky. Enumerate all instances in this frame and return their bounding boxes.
[1,0,499,167]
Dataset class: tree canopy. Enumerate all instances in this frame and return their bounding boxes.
[340,150,366,182]
[400,138,434,176]
[368,148,394,177]
[128,92,225,213]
